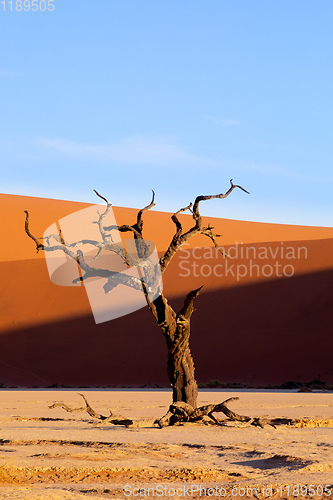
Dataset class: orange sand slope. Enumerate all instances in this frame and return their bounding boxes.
[1,192,333,262]
[0,193,332,387]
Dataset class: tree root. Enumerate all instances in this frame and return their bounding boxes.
[49,394,282,429]
[155,397,277,428]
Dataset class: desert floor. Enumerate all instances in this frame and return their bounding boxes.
[0,390,332,499]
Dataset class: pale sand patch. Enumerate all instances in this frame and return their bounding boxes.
[0,390,332,499]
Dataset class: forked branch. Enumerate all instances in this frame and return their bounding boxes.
[103,190,155,240]
[93,189,114,244]
[24,198,143,291]
[160,180,249,272]
[171,203,193,236]
[49,393,133,427]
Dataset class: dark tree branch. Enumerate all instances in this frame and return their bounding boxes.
[24,213,83,263]
[136,190,155,233]
[93,189,110,206]
[171,203,193,236]
[49,393,133,427]
[118,225,141,236]
[58,228,65,245]
[103,191,155,242]
[75,250,143,290]
[156,397,276,429]
[202,228,230,258]
[159,180,248,272]
[177,286,203,321]
[24,211,44,253]
[192,179,250,228]
[24,191,134,282]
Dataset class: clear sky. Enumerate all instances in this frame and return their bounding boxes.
[1,0,332,226]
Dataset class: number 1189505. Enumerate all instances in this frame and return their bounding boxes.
[1,0,54,11]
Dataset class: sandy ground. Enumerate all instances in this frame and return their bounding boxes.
[0,390,332,499]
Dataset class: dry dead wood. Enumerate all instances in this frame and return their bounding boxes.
[159,179,249,273]
[156,397,276,429]
[49,393,133,427]
[48,394,305,429]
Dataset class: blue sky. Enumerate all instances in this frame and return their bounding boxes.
[1,0,332,226]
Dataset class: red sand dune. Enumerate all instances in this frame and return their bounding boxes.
[0,193,332,387]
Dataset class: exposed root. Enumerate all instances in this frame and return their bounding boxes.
[156,398,277,428]
[49,394,333,430]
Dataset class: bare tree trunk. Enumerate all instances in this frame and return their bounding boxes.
[168,339,198,408]
[149,289,201,408]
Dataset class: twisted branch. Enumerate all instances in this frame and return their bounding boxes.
[49,393,133,427]
[171,203,193,236]
[136,190,155,233]
[160,180,248,272]
[156,397,275,429]
[103,191,155,241]
[93,190,110,206]
[24,211,44,253]
[192,179,250,227]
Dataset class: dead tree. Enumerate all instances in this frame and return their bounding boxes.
[25,179,249,409]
